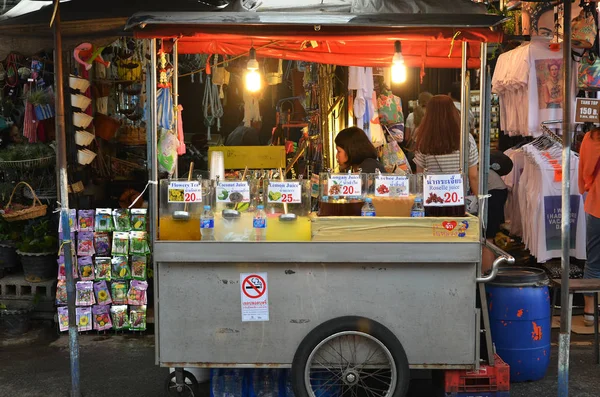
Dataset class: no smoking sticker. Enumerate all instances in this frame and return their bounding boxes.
[240,273,269,322]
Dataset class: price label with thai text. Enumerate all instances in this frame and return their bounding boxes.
[327,174,362,196]
[375,175,409,197]
[268,182,302,204]
[168,181,202,203]
[216,182,250,203]
[423,174,464,207]
[575,98,600,123]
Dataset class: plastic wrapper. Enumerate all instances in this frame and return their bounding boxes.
[78,209,95,232]
[59,209,78,233]
[111,281,129,305]
[75,281,95,306]
[56,280,67,305]
[93,280,112,305]
[110,305,129,330]
[131,255,147,280]
[130,208,147,231]
[76,307,92,332]
[77,231,95,256]
[127,280,148,306]
[129,231,149,255]
[112,232,129,255]
[95,208,114,232]
[112,256,131,280]
[92,305,112,331]
[57,306,69,332]
[78,256,94,281]
[57,255,77,280]
[129,305,147,331]
[59,232,75,256]
[94,257,112,281]
[113,208,131,231]
[94,232,111,256]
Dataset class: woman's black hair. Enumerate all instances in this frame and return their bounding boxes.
[334,127,378,170]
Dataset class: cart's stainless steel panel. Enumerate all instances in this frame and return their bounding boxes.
[157,261,477,367]
[154,241,480,263]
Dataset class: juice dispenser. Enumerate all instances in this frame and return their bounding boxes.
[263,179,311,241]
[317,172,368,217]
[213,178,261,241]
[366,172,419,217]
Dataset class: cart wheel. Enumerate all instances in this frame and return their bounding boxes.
[291,316,410,397]
[164,369,199,397]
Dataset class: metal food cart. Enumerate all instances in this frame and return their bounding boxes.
[128,3,515,396]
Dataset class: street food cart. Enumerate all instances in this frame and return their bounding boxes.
[128,2,514,396]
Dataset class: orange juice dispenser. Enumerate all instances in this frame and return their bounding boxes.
[264,179,311,241]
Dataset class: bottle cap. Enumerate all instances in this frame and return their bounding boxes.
[365,197,372,203]
[203,205,211,210]
[414,197,422,202]
[257,205,264,210]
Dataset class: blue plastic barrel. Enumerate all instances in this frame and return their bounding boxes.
[486,267,551,382]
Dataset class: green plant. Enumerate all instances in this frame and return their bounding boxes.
[16,217,58,253]
[0,218,20,242]
[0,143,55,162]
[24,90,51,106]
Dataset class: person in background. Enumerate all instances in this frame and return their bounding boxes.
[448,82,475,131]
[404,91,433,149]
[0,124,23,148]
[225,120,262,146]
[335,127,386,173]
[578,127,600,326]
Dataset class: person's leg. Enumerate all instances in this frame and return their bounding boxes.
[584,213,600,326]
[482,189,508,274]
[482,239,496,274]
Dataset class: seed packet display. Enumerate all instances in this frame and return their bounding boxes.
[76,307,92,332]
[92,305,112,331]
[94,257,112,281]
[129,231,149,255]
[75,281,95,306]
[112,232,129,255]
[57,307,69,332]
[110,305,129,330]
[77,232,95,256]
[94,232,111,256]
[129,306,147,331]
[130,208,147,231]
[59,209,78,233]
[78,256,94,281]
[111,281,129,305]
[95,209,113,232]
[127,280,148,305]
[56,280,67,305]
[112,256,131,280]
[131,255,147,280]
[78,209,95,232]
[94,280,112,305]
[113,208,131,232]
[59,233,75,255]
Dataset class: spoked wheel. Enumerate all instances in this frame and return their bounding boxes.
[292,316,410,397]
[164,369,199,397]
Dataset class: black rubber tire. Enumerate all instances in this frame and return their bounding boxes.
[164,369,199,397]
[291,316,410,397]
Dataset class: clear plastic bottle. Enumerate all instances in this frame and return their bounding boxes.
[221,369,243,397]
[211,369,222,397]
[411,196,425,217]
[253,205,267,241]
[256,369,275,397]
[200,205,215,240]
[361,197,376,216]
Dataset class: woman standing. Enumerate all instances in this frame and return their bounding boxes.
[335,127,386,174]
[579,127,600,326]
[404,91,433,149]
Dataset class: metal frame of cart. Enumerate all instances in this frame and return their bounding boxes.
[128,6,515,396]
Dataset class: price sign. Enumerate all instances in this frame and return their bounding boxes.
[575,98,600,123]
[216,182,250,203]
[375,175,409,197]
[268,182,302,204]
[327,174,362,196]
[423,173,464,207]
[168,181,202,203]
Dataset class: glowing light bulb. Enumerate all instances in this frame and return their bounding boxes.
[391,52,407,84]
[245,69,261,92]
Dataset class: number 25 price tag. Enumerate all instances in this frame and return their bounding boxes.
[168,181,202,203]
[423,174,464,207]
[268,182,302,204]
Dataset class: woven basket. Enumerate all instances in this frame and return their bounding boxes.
[0,155,55,171]
[2,182,47,222]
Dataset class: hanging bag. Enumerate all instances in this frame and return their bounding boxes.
[578,54,600,89]
[572,8,597,50]
[380,126,410,174]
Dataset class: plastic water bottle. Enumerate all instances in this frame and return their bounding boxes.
[221,369,243,397]
[256,369,276,397]
[361,197,376,216]
[253,205,267,241]
[201,205,215,240]
[411,196,425,217]
[211,369,222,397]
[284,369,295,397]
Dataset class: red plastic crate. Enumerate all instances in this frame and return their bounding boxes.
[445,392,510,397]
[444,354,510,393]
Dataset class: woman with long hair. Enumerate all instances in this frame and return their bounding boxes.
[579,127,600,326]
[335,127,386,173]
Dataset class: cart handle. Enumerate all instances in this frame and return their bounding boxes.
[475,240,515,283]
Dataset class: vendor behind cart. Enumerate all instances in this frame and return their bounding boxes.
[335,127,386,173]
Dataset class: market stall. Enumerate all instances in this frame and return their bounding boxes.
[128,2,515,396]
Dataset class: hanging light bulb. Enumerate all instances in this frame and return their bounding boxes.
[391,40,407,84]
[245,46,261,92]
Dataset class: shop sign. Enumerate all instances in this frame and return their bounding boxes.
[168,181,202,203]
[327,174,362,196]
[240,273,269,322]
[374,175,409,197]
[216,181,250,203]
[267,182,302,204]
[575,98,600,123]
[423,173,464,207]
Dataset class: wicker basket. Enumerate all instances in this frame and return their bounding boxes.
[0,155,55,171]
[117,125,146,146]
[2,182,48,222]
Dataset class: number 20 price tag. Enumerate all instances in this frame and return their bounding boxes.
[168,181,202,203]
[327,174,362,196]
[423,174,464,207]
